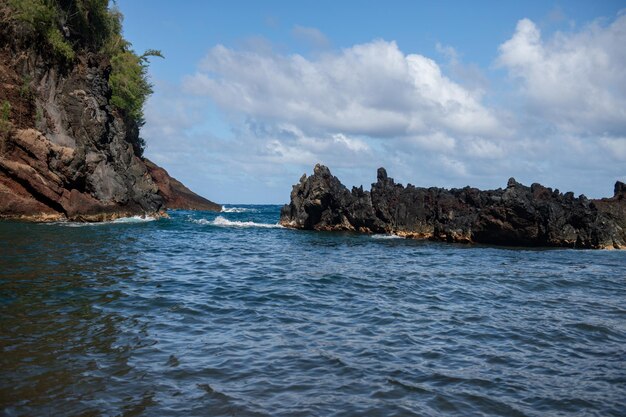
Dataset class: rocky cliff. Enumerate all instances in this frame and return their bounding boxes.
[144,160,221,212]
[280,164,626,249]
[0,2,219,221]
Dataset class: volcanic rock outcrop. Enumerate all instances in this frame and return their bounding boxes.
[0,3,219,221]
[280,164,626,249]
[144,160,221,212]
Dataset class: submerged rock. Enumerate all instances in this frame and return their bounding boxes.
[280,164,626,249]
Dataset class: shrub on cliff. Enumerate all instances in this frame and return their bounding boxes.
[109,48,163,156]
[6,0,75,61]
[109,49,163,128]
[0,101,12,154]
[7,0,118,58]
[4,0,161,154]
[99,6,163,136]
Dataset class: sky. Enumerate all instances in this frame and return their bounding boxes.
[117,0,626,204]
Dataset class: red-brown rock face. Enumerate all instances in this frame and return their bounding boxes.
[0,15,219,221]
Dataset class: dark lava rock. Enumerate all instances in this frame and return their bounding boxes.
[0,15,218,221]
[280,164,626,249]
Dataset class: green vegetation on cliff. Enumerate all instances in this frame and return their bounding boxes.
[3,0,161,148]
[109,49,163,126]
[0,101,11,142]
[6,0,74,60]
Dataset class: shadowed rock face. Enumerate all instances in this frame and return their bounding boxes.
[0,17,219,221]
[280,164,626,249]
[144,160,221,212]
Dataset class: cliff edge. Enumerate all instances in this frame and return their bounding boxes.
[0,1,219,221]
[280,164,626,249]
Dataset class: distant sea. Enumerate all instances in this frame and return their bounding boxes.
[1,206,625,416]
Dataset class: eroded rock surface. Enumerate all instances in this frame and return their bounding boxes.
[280,164,626,249]
[0,13,219,221]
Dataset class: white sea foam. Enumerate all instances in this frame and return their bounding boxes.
[371,234,403,240]
[190,218,212,225]
[110,216,158,224]
[221,206,257,213]
[191,216,283,229]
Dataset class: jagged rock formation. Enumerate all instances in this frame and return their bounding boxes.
[280,164,626,249]
[0,4,219,221]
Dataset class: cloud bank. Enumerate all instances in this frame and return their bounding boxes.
[184,40,501,139]
[497,15,626,136]
[145,14,626,203]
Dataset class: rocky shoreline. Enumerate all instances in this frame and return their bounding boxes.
[280,164,626,249]
[0,4,219,221]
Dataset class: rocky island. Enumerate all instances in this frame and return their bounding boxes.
[0,1,219,221]
[280,164,626,249]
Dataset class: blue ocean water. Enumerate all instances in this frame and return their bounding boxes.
[1,205,625,416]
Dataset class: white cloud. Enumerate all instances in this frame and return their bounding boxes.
[436,43,489,92]
[439,156,468,177]
[254,124,373,167]
[292,25,330,48]
[183,40,501,139]
[405,132,457,153]
[331,133,370,152]
[600,137,626,161]
[142,14,626,203]
[497,15,626,135]
[464,138,506,159]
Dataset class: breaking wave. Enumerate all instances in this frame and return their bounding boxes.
[371,234,403,239]
[111,216,158,224]
[221,206,257,213]
[191,216,283,229]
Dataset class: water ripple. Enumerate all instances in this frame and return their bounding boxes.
[1,206,625,416]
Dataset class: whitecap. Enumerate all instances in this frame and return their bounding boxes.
[221,206,257,213]
[371,234,403,240]
[192,215,283,229]
[189,218,211,225]
[110,216,157,224]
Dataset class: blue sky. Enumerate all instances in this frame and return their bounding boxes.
[117,1,625,203]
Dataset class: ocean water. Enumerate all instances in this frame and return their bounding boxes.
[1,205,625,416]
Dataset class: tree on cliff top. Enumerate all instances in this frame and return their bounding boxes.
[6,0,116,60]
[4,0,162,154]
